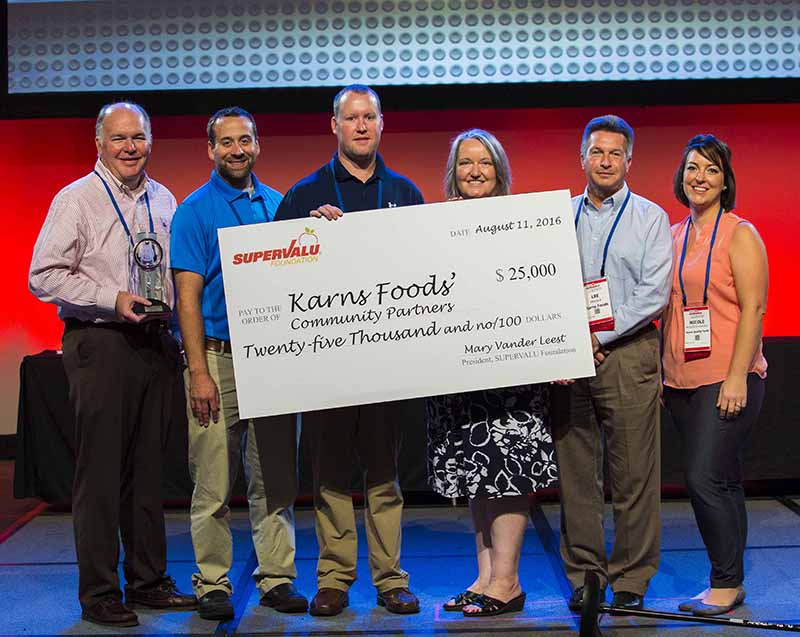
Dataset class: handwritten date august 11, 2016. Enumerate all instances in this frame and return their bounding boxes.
[450,216,562,238]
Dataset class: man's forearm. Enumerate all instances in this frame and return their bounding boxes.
[176,296,209,377]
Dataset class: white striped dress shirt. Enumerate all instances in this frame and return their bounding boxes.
[29,159,177,323]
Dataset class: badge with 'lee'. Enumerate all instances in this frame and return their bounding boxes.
[584,277,614,332]
[683,306,711,360]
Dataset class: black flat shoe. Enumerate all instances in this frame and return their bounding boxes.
[462,592,526,617]
[692,589,746,617]
[443,590,482,612]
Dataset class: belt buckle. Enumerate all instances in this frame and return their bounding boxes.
[207,337,228,353]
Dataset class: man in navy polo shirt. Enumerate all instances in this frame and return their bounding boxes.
[275,84,424,617]
[171,107,306,620]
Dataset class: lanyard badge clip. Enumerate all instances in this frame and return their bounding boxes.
[678,206,723,361]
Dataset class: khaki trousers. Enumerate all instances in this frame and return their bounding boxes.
[551,326,661,595]
[304,402,409,593]
[186,349,299,597]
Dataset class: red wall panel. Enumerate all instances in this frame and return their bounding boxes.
[5,103,797,351]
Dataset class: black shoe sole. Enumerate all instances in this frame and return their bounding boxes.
[198,610,234,620]
[127,600,198,611]
[81,612,139,628]
[197,606,235,621]
[260,601,309,614]
[462,593,526,617]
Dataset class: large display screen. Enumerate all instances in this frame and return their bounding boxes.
[8,0,800,94]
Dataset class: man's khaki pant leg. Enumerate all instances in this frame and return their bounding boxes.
[187,351,238,597]
[246,413,299,595]
[358,402,409,593]
[602,330,661,595]
[552,378,607,590]
[306,406,359,591]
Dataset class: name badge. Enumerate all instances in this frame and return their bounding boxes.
[584,277,614,332]
[683,306,711,360]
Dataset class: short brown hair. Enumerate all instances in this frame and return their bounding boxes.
[207,106,258,146]
[673,134,736,210]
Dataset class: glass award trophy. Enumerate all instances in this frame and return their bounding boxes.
[130,232,171,320]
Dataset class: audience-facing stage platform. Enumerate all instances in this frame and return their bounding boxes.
[0,498,798,636]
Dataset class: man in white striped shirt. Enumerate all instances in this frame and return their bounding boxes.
[29,102,195,628]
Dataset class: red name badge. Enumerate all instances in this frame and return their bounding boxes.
[683,306,711,361]
[584,277,614,333]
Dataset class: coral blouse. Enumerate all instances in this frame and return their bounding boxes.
[662,211,767,389]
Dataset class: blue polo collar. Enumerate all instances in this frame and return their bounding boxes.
[210,169,266,202]
[331,152,387,184]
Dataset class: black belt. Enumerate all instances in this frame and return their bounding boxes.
[64,318,165,335]
[607,321,657,349]
[205,337,232,354]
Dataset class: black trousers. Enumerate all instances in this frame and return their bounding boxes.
[62,321,178,608]
[664,373,765,588]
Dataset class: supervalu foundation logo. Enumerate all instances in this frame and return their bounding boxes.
[232,227,321,267]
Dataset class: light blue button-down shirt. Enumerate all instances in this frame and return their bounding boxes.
[573,183,673,346]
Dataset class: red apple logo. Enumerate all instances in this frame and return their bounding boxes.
[298,227,319,246]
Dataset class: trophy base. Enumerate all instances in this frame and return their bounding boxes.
[133,299,172,321]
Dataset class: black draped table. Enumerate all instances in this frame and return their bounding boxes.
[14,339,800,503]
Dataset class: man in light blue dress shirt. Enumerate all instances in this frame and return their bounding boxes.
[552,115,673,612]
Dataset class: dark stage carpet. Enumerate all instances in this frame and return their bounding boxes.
[1,484,799,635]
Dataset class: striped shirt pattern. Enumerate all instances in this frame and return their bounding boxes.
[29,159,177,323]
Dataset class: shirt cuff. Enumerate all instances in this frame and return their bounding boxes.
[595,330,615,346]
[96,286,119,314]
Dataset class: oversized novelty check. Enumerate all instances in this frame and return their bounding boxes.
[219,190,595,418]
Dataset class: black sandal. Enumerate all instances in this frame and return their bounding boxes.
[462,592,526,617]
[443,590,482,612]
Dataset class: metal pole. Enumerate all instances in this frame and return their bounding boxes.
[580,572,800,635]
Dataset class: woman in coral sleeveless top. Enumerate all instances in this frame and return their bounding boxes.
[662,135,768,617]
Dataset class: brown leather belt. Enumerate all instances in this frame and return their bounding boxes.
[205,337,232,354]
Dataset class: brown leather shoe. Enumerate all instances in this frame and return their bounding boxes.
[309,588,349,616]
[125,576,196,609]
[82,595,139,627]
[377,587,420,614]
[260,582,308,613]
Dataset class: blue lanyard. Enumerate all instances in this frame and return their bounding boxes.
[329,159,383,213]
[574,189,632,278]
[94,170,153,247]
[678,206,724,307]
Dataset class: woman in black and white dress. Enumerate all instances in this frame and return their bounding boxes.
[426,129,557,617]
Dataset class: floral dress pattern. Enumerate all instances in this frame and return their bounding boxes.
[426,384,557,499]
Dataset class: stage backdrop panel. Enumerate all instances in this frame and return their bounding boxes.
[3,102,798,437]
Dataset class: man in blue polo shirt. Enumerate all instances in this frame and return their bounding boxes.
[171,107,306,620]
[274,84,423,617]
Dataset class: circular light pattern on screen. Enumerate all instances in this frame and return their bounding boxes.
[7,0,800,93]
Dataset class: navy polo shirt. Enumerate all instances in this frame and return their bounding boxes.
[170,170,282,340]
[274,152,424,221]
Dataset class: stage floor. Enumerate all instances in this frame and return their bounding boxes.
[1,497,799,636]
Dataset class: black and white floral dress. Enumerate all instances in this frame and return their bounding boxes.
[426,384,557,499]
